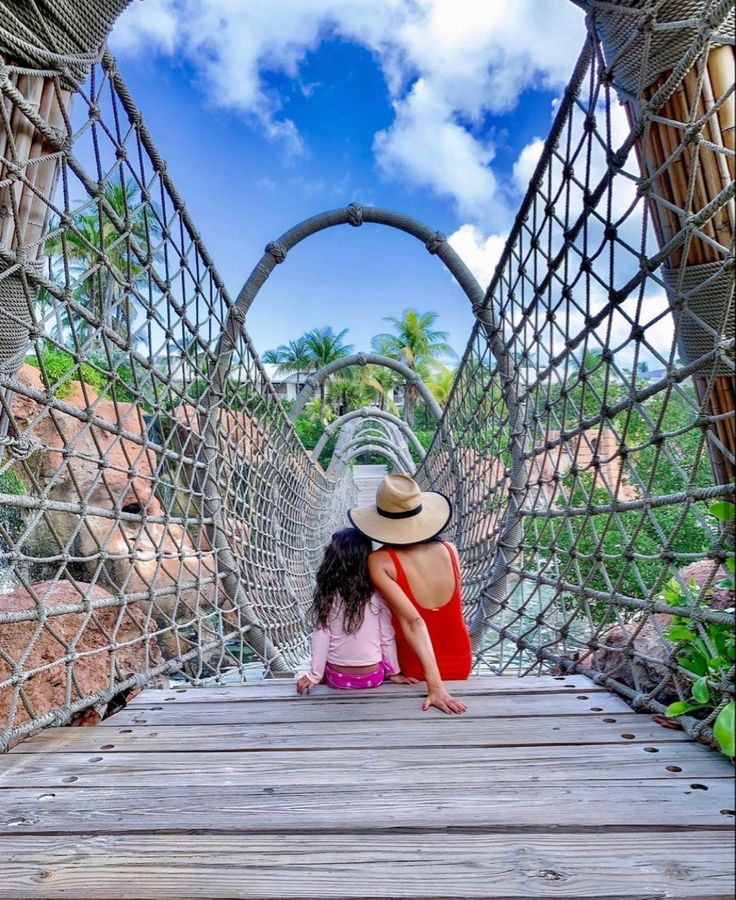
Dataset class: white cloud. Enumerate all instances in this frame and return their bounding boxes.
[374,80,504,223]
[112,0,178,55]
[512,137,544,193]
[448,224,505,288]
[110,0,586,225]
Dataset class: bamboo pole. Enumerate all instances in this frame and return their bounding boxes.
[624,43,735,484]
[0,65,69,254]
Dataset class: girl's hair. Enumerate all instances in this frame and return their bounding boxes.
[312,527,374,634]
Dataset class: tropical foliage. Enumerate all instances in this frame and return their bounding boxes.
[262,310,458,462]
[661,501,735,757]
[371,309,456,422]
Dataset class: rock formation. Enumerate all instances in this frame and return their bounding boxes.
[6,363,235,661]
[0,580,164,744]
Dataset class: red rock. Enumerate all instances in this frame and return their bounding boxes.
[8,364,226,658]
[0,580,164,745]
[679,559,734,610]
[577,613,677,699]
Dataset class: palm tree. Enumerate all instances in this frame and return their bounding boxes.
[326,368,373,417]
[304,327,353,420]
[426,363,456,406]
[363,365,400,413]
[262,336,312,392]
[44,180,158,347]
[371,309,455,423]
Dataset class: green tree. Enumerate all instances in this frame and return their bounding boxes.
[371,309,455,423]
[326,367,373,417]
[425,363,456,405]
[303,326,353,420]
[44,180,158,347]
[362,365,400,413]
[262,336,313,393]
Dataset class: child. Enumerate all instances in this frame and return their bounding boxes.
[296,528,401,693]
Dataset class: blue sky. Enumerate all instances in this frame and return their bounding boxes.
[109,1,588,358]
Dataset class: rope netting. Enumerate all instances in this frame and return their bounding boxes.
[418,0,735,742]
[0,0,734,751]
[0,45,353,749]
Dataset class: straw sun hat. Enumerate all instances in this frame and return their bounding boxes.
[348,473,452,545]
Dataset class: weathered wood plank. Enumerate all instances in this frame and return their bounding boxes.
[108,690,633,726]
[127,675,607,706]
[1,832,734,898]
[1,742,731,789]
[12,714,687,753]
[1,779,733,834]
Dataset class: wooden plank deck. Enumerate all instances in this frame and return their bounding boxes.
[0,675,734,899]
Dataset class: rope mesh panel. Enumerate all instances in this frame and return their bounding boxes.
[0,0,734,752]
[418,1,734,743]
[0,52,354,750]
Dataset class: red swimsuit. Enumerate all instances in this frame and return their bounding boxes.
[386,543,472,681]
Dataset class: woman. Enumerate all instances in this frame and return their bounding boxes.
[348,473,471,714]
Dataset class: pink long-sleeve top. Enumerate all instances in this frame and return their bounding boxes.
[305,592,400,684]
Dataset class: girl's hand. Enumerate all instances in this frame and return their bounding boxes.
[296,675,316,695]
[387,673,420,684]
[423,686,468,714]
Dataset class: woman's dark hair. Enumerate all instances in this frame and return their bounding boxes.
[312,528,374,634]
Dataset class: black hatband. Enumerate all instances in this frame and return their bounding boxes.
[377,504,423,520]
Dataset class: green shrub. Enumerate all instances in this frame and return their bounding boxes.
[661,501,735,757]
[0,469,28,535]
[27,341,107,398]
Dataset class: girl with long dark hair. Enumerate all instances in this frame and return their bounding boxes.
[350,473,471,715]
[296,528,401,693]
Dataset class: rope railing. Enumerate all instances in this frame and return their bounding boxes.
[0,0,733,753]
[417,0,735,744]
[0,35,355,750]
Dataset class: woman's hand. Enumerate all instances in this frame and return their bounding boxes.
[423,685,468,714]
[296,675,316,695]
[387,673,421,684]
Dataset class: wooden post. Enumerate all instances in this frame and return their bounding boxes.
[581,1,735,484]
[634,44,735,484]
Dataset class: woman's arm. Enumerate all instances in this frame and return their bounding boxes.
[368,552,467,714]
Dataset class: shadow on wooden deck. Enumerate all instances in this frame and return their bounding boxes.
[1,675,734,898]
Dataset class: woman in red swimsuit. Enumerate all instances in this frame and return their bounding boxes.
[348,474,471,715]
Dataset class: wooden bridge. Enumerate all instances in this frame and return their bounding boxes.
[1,675,733,898]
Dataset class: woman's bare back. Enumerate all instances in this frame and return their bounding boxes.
[388,541,457,609]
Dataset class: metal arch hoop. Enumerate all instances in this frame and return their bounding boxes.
[334,435,416,474]
[289,353,442,423]
[199,204,525,639]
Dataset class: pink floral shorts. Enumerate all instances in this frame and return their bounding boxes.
[324,659,395,690]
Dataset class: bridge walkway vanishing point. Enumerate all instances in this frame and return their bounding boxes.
[0,674,734,899]
[352,464,390,507]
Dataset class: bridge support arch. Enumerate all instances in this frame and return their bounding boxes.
[334,435,415,474]
[289,353,442,424]
[337,444,409,472]
[198,203,526,637]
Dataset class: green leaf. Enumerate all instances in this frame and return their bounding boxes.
[690,637,711,660]
[665,700,704,717]
[665,625,696,642]
[677,652,708,676]
[713,702,735,757]
[709,626,728,658]
[715,578,735,590]
[662,577,685,605]
[726,556,735,575]
[709,501,735,524]
[691,676,710,704]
